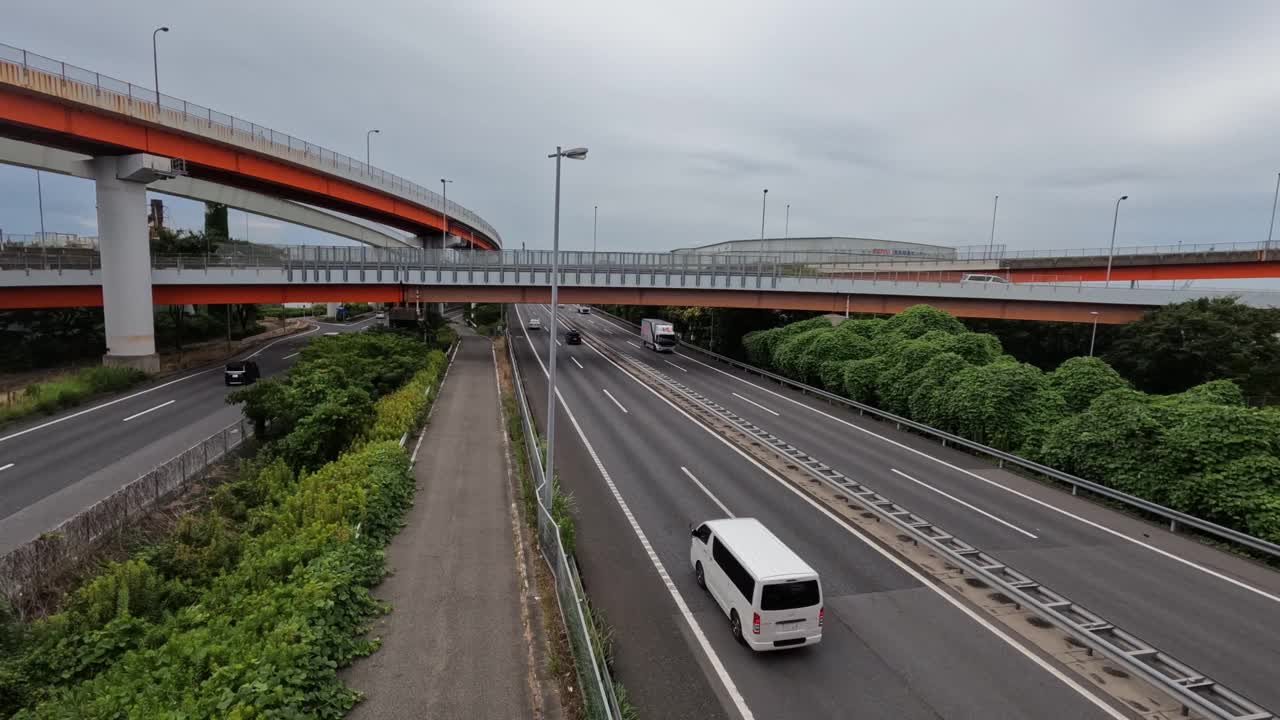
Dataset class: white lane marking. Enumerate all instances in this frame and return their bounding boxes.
[0,463,14,473]
[571,357,584,369]
[283,352,300,360]
[664,360,688,373]
[587,341,1129,719]
[516,311,756,720]
[674,350,1280,606]
[246,322,319,359]
[626,341,641,349]
[681,466,734,518]
[323,332,339,336]
[891,468,1038,540]
[122,399,176,423]
[731,392,779,417]
[0,369,216,445]
[601,388,629,414]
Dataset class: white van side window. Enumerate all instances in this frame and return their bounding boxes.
[712,537,755,601]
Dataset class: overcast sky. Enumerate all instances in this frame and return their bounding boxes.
[5,0,1280,262]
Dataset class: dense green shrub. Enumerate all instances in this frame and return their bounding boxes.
[748,303,1280,544]
[1,367,148,426]
[1,326,449,718]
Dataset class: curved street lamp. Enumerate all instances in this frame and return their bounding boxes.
[152,27,169,107]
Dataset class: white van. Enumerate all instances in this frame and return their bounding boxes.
[690,518,823,651]
[960,273,1009,284]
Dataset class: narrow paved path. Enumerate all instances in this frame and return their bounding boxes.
[344,335,534,719]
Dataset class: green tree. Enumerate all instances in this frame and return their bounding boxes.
[907,352,972,426]
[881,304,966,340]
[204,202,229,241]
[1048,356,1130,413]
[936,359,1064,451]
[875,332,952,415]
[1170,456,1280,542]
[842,356,888,404]
[1105,297,1280,398]
[1174,379,1246,407]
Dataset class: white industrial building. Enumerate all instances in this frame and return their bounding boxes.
[671,236,957,263]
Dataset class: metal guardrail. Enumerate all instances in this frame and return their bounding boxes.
[0,418,251,615]
[0,42,500,246]
[592,309,1280,562]
[604,343,1273,720]
[505,331,622,720]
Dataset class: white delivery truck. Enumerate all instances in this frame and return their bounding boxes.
[640,318,677,353]
[690,518,824,651]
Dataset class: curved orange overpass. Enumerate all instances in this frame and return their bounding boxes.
[0,284,1146,324]
[0,72,497,249]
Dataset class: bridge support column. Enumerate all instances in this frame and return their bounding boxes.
[94,156,159,373]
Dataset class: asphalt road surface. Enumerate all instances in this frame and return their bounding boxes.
[511,304,1138,720]
[563,306,1280,716]
[0,314,379,552]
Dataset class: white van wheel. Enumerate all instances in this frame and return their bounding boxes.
[695,562,706,590]
[730,610,744,644]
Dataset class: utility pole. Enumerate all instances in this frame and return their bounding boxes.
[760,189,768,240]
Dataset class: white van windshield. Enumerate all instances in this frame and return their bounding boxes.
[761,580,820,610]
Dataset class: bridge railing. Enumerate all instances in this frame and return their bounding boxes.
[0,42,500,246]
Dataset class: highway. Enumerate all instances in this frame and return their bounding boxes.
[0,314,379,553]
[560,306,1280,716]
[510,304,1139,720]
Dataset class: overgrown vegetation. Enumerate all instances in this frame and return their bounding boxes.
[0,331,448,718]
[742,303,1280,544]
[0,367,146,426]
[465,303,505,336]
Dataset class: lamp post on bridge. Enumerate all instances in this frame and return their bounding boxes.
[365,129,380,168]
[1104,195,1129,288]
[152,27,168,108]
[1266,172,1279,262]
[1089,311,1101,357]
[988,194,999,261]
[760,189,768,240]
[544,145,588,509]
[441,178,453,248]
[785,203,790,239]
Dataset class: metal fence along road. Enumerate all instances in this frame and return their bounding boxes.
[594,310,1280,563]
[0,42,500,246]
[506,331,622,720]
[0,419,251,616]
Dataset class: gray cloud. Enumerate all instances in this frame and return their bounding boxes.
[3,0,1280,269]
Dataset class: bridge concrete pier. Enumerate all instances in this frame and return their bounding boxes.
[94,155,159,372]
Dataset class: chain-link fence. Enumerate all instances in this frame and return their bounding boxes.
[0,419,251,613]
[506,334,622,720]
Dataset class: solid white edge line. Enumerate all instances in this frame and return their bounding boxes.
[664,360,688,372]
[588,340,1129,720]
[516,307,756,720]
[601,388,629,414]
[571,357,585,369]
[121,399,176,423]
[0,463,14,472]
[731,392,780,417]
[891,468,1038,540]
[674,349,1280,606]
[0,368,215,444]
[283,352,300,360]
[681,466,735,518]
[246,322,320,359]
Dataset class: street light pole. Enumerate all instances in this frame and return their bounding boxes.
[544,145,588,509]
[1089,311,1100,357]
[988,194,999,260]
[1266,172,1279,262]
[593,204,598,255]
[785,203,790,239]
[760,189,768,240]
[1104,195,1129,288]
[152,27,168,108]
[441,178,453,248]
[365,129,380,168]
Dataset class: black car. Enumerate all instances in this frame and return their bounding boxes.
[224,360,261,386]
[565,329,582,345]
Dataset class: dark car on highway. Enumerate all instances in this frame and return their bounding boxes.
[224,360,261,386]
[565,329,582,345]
